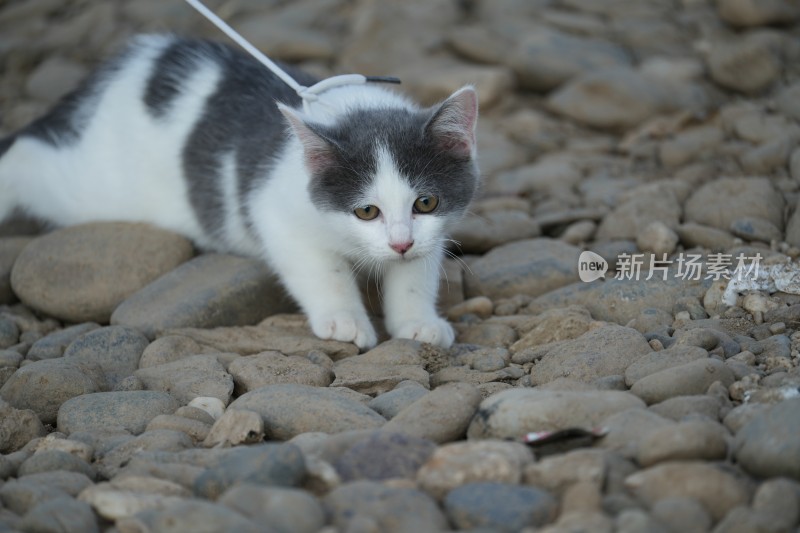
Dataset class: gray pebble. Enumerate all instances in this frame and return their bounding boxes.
[57,390,180,435]
[0,318,19,350]
[444,482,557,531]
[18,449,95,480]
[193,443,306,499]
[118,500,263,533]
[325,480,448,532]
[63,325,149,389]
[19,497,99,533]
[367,381,429,419]
[0,471,93,515]
[228,384,385,440]
[734,397,800,480]
[220,484,325,533]
[333,431,436,482]
[1,358,105,424]
[26,323,101,361]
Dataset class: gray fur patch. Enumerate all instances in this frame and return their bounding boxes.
[176,39,316,241]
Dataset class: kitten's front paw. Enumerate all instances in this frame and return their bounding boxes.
[310,311,377,349]
[392,317,455,348]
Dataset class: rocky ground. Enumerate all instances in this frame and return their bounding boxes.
[1,0,800,531]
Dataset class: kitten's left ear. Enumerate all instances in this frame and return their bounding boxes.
[278,103,337,174]
[425,86,479,158]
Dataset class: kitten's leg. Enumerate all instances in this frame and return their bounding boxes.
[268,247,378,349]
[383,251,454,348]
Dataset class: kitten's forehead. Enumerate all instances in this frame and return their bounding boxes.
[308,106,478,214]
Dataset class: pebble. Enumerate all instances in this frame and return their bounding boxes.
[367,381,429,419]
[752,477,800,530]
[717,0,800,26]
[26,322,100,361]
[524,449,608,495]
[0,358,105,424]
[18,449,95,480]
[651,497,712,533]
[447,296,494,321]
[146,414,211,443]
[457,322,519,347]
[417,440,534,499]
[96,430,193,480]
[636,221,679,256]
[0,400,45,453]
[10,222,193,323]
[451,210,540,255]
[529,324,652,385]
[636,420,728,466]
[676,223,737,251]
[57,391,180,435]
[135,354,234,405]
[383,382,482,443]
[596,187,682,241]
[510,305,593,354]
[509,26,631,91]
[730,216,783,243]
[443,482,557,531]
[464,238,581,300]
[624,461,749,522]
[219,484,325,533]
[597,408,674,459]
[707,33,782,94]
[547,66,697,130]
[629,358,735,405]
[228,384,385,440]
[332,358,429,395]
[0,471,93,515]
[649,394,722,421]
[166,319,359,359]
[467,388,645,439]
[203,408,263,448]
[324,480,449,532]
[111,254,295,338]
[117,500,262,533]
[733,397,800,480]
[18,497,100,533]
[138,335,216,368]
[25,56,88,102]
[193,443,306,499]
[332,431,436,482]
[684,177,784,233]
[63,325,149,389]
[624,345,709,386]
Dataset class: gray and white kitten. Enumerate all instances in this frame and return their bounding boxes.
[0,35,480,349]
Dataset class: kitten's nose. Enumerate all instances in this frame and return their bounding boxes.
[390,241,414,255]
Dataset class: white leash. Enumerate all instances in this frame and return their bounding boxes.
[184,0,399,114]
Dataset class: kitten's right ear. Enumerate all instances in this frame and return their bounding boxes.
[278,103,336,174]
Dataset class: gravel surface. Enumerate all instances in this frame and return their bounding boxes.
[1,0,800,531]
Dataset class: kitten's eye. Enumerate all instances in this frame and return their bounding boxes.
[413,195,439,214]
[354,205,380,220]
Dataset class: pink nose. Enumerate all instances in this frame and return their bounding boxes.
[390,241,414,255]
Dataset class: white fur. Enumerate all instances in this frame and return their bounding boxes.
[0,38,470,349]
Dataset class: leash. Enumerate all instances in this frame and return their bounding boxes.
[184,0,400,114]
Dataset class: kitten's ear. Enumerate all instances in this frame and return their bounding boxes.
[278,103,336,174]
[425,86,479,158]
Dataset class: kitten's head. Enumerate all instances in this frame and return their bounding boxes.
[279,86,479,263]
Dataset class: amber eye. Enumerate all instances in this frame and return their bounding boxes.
[413,195,439,214]
[354,205,380,220]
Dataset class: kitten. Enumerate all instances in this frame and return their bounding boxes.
[0,35,480,349]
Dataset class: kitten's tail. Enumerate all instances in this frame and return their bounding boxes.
[0,135,19,223]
